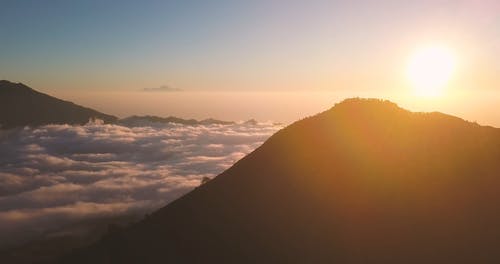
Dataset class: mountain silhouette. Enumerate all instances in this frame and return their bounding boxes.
[62,98,500,263]
[0,80,117,128]
[118,115,235,126]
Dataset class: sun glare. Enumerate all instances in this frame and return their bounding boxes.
[407,45,456,97]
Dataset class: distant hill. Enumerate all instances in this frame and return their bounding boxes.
[0,80,117,128]
[117,116,271,127]
[63,98,500,263]
[118,115,235,126]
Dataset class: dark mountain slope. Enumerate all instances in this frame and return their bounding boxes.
[0,80,117,128]
[64,98,500,263]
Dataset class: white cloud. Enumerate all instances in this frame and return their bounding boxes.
[0,122,281,246]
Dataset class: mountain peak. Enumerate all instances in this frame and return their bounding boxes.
[333,97,399,108]
[288,97,475,135]
[64,98,500,263]
[0,80,32,90]
[324,98,407,118]
[0,81,117,128]
[0,79,16,85]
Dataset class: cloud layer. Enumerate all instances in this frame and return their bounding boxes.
[0,122,280,245]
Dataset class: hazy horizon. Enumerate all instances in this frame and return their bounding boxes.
[40,88,500,127]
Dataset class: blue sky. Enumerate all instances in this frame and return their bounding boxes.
[2,0,496,90]
[0,0,498,124]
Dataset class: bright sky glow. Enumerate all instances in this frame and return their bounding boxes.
[0,0,498,125]
[407,45,456,97]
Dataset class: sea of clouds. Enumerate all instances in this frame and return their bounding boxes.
[0,121,281,246]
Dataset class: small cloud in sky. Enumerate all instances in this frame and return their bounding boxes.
[142,85,182,92]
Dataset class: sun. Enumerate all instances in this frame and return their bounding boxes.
[406,45,456,97]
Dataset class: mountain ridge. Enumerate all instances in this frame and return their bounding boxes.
[0,80,267,129]
[62,98,500,263]
[0,80,117,128]
[117,115,235,126]
[117,115,273,127]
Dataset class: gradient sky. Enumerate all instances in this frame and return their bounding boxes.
[1,0,498,124]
